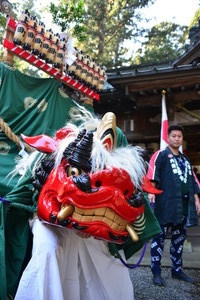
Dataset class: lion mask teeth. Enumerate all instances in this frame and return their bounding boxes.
[57,204,74,221]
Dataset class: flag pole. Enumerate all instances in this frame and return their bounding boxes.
[160,90,169,149]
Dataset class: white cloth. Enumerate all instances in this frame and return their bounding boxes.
[15,219,134,300]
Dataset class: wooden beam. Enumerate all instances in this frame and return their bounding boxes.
[173,90,200,102]
[128,74,200,91]
[167,92,175,122]
[1,18,14,65]
[110,69,200,92]
[132,89,200,107]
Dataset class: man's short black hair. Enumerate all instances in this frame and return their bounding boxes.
[168,125,184,135]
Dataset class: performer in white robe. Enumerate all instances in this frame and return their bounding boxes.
[15,218,134,300]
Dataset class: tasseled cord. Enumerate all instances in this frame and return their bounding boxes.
[110,202,153,269]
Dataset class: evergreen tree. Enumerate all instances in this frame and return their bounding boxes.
[50,0,154,68]
[189,7,200,27]
[132,21,188,64]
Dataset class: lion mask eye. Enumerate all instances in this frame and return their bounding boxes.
[66,166,83,177]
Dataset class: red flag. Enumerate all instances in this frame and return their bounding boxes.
[160,91,184,152]
[160,90,169,149]
[147,90,168,179]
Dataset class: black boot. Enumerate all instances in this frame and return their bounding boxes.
[153,274,165,286]
[172,270,194,283]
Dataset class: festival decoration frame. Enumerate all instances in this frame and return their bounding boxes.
[3,17,99,101]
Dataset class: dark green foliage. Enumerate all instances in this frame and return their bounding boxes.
[133,22,188,64]
[49,0,154,68]
[50,1,87,41]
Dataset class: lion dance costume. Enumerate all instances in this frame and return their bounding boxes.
[14,107,161,300]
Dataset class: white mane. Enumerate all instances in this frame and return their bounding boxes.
[14,104,146,190]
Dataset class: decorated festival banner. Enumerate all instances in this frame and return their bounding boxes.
[2,15,109,101]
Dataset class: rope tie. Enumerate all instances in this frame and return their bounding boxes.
[0,117,34,153]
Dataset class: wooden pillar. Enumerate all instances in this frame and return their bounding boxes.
[1,18,14,65]
[167,89,175,122]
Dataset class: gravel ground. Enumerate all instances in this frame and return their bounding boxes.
[129,266,200,300]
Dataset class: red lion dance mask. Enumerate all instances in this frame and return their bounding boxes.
[22,112,161,244]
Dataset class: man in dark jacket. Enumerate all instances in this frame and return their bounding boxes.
[147,125,200,286]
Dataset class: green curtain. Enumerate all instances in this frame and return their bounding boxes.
[0,62,94,300]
